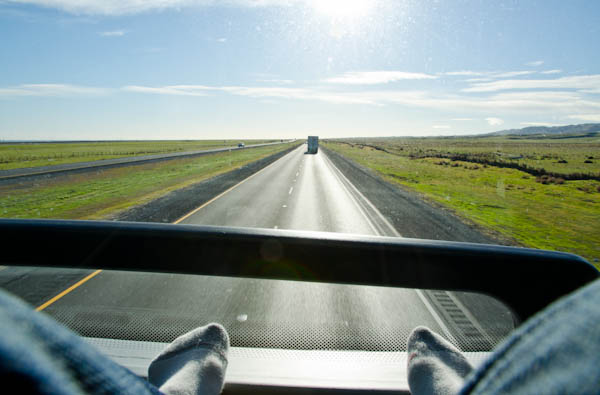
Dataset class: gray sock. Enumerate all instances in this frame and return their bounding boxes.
[407,326,473,395]
[148,323,229,395]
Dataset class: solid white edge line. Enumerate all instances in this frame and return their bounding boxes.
[321,153,380,236]
[321,151,461,344]
[323,153,401,237]
[322,153,401,237]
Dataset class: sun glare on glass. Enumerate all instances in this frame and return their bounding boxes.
[312,0,375,19]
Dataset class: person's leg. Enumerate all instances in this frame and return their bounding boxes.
[460,277,600,394]
[148,323,229,395]
[0,287,231,395]
[407,278,600,395]
[0,288,160,395]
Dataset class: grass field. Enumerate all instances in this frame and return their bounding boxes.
[340,135,600,177]
[323,137,600,269]
[0,140,278,170]
[0,142,296,221]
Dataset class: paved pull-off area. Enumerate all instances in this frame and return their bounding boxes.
[0,144,512,351]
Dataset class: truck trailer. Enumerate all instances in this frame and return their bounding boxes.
[307,136,319,154]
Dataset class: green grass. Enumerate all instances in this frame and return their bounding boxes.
[339,135,600,177]
[0,143,297,221]
[323,140,600,269]
[0,140,278,170]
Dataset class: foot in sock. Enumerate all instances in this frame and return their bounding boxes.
[148,323,229,395]
[407,326,473,395]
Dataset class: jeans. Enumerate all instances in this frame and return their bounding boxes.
[1,278,599,394]
[0,289,159,394]
[460,277,600,394]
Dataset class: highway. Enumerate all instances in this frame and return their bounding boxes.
[0,144,512,352]
[0,140,292,181]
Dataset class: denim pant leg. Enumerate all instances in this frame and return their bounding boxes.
[0,289,161,395]
[460,278,600,394]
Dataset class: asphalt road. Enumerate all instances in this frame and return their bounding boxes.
[1,144,513,351]
[0,141,292,182]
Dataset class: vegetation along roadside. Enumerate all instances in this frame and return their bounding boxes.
[0,142,297,221]
[0,140,276,171]
[323,137,600,269]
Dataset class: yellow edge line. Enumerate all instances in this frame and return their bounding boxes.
[34,144,298,310]
[36,269,103,311]
[173,145,299,224]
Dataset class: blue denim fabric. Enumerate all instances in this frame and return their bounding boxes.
[1,278,599,394]
[0,289,160,395]
[460,278,600,394]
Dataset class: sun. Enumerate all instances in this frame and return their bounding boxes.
[311,0,375,20]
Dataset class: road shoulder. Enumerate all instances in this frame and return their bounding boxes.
[113,145,299,223]
[322,146,511,245]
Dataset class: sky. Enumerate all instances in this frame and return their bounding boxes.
[1,0,599,140]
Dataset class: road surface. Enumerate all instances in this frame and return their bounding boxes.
[0,144,512,351]
[0,141,293,181]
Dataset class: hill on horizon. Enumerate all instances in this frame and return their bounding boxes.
[488,123,600,136]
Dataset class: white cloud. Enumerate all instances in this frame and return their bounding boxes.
[123,84,377,104]
[450,118,473,121]
[581,88,600,94]
[100,30,125,36]
[121,84,600,114]
[257,79,293,84]
[444,70,535,79]
[541,69,562,74]
[216,37,227,42]
[123,85,210,96]
[5,0,321,15]
[520,122,565,127]
[486,117,504,126]
[443,71,485,77]
[491,71,535,78]
[368,90,599,112]
[463,74,600,93]
[567,114,600,122]
[324,71,437,85]
[432,125,450,129]
[525,60,544,67]
[220,86,378,104]
[0,83,108,97]
[490,91,582,101]
[7,0,197,15]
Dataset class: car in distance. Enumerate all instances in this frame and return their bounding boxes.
[238,142,245,148]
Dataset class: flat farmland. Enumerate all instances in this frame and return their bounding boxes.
[323,136,600,268]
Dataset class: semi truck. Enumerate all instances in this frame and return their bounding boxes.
[307,136,319,154]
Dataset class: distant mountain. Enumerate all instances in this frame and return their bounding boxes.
[488,123,600,136]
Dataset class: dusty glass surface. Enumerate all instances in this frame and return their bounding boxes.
[0,0,598,353]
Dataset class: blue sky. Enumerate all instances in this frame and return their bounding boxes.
[1,0,599,140]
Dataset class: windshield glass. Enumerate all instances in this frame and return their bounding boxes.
[0,0,598,365]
